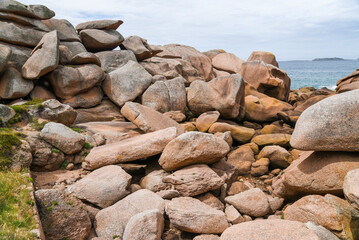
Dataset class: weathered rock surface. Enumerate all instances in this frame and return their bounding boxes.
[95,50,136,73]
[220,219,320,240]
[0,0,55,20]
[122,35,155,61]
[0,21,45,47]
[197,192,225,211]
[208,122,255,143]
[196,111,220,132]
[226,145,255,175]
[83,127,177,170]
[42,18,80,42]
[60,41,87,56]
[258,145,292,169]
[159,132,229,171]
[0,104,15,123]
[247,51,279,67]
[251,134,291,147]
[225,188,270,217]
[103,60,152,106]
[35,189,91,240]
[162,164,224,196]
[273,151,359,198]
[62,87,103,109]
[30,85,55,100]
[121,101,185,134]
[142,77,187,113]
[0,41,31,71]
[140,170,171,192]
[80,29,124,52]
[336,69,359,93]
[284,194,359,240]
[70,52,101,66]
[212,53,244,73]
[66,165,131,208]
[239,61,290,101]
[343,168,359,210]
[38,99,77,126]
[187,74,245,119]
[166,197,228,234]
[95,189,165,238]
[76,19,123,32]
[0,45,11,74]
[0,67,33,99]
[40,122,85,154]
[123,209,164,240]
[47,64,104,99]
[291,89,359,151]
[74,100,123,124]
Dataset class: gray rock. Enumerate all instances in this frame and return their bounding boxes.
[305,222,340,240]
[76,20,123,32]
[80,29,124,52]
[0,21,45,47]
[0,0,55,20]
[0,41,31,71]
[60,41,87,56]
[343,168,359,210]
[103,60,152,106]
[42,18,80,42]
[39,99,77,126]
[0,67,33,99]
[95,50,136,73]
[0,12,52,31]
[0,104,15,123]
[0,45,11,74]
[40,122,85,155]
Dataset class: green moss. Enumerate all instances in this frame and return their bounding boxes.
[70,127,84,133]
[0,128,22,170]
[82,152,89,157]
[281,212,285,219]
[60,160,69,170]
[51,148,60,154]
[31,118,48,131]
[0,170,37,239]
[83,142,93,149]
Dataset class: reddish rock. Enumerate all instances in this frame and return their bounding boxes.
[208,122,255,143]
[122,35,157,61]
[80,29,124,52]
[30,86,55,100]
[247,51,278,67]
[62,87,103,109]
[95,50,136,73]
[76,20,123,32]
[212,52,244,74]
[42,19,80,42]
[0,67,33,99]
[196,111,220,132]
[70,52,101,66]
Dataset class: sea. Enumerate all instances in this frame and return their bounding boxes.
[278,60,359,90]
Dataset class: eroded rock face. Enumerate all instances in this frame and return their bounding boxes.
[70,52,101,66]
[38,99,77,126]
[273,151,359,198]
[83,127,177,170]
[220,219,320,240]
[122,35,156,61]
[344,168,359,210]
[0,0,55,20]
[166,197,228,234]
[208,122,255,143]
[162,164,224,197]
[257,145,292,169]
[291,89,359,151]
[212,52,244,74]
[29,86,55,100]
[284,194,359,240]
[80,29,124,52]
[123,209,164,240]
[239,61,290,101]
[120,102,185,134]
[61,87,103,109]
[103,61,152,106]
[336,69,359,93]
[0,45,11,74]
[66,165,132,208]
[159,132,230,171]
[196,111,220,132]
[35,189,91,240]
[40,122,85,155]
[0,104,15,123]
[95,189,165,238]
[247,51,279,67]
[140,170,171,192]
[0,67,33,99]
[187,74,245,119]
[95,50,136,73]
[0,21,45,47]
[76,19,123,32]
[142,77,187,113]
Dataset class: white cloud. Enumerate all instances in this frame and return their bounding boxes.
[20,0,359,60]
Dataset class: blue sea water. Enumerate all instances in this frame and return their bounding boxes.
[278,60,359,90]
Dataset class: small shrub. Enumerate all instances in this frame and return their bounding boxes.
[83,142,93,149]
[60,160,69,170]
[51,148,60,154]
[71,127,83,133]
[0,128,22,170]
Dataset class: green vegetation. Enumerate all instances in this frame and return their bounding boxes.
[51,148,60,154]
[0,170,37,239]
[70,127,84,133]
[31,118,48,131]
[83,142,94,149]
[82,152,89,157]
[60,160,69,170]
[0,128,22,170]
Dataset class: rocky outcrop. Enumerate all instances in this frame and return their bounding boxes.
[247,51,279,67]
[212,53,244,74]
[343,168,359,210]
[0,67,33,99]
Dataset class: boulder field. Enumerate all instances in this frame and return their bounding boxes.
[0,1,359,240]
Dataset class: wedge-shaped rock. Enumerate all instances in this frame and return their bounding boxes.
[162,164,224,196]
[122,35,156,61]
[30,85,55,100]
[284,194,359,240]
[0,21,45,47]
[0,0,55,19]
[22,30,59,79]
[159,132,229,171]
[95,50,136,73]
[220,220,320,240]
[166,197,228,234]
[212,52,244,74]
[80,29,124,52]
[70,52,101,66]
[142,77,186,113]
[121,102,185,134]
[47,64,104,99]
[42,18,80,42]
[187,74,245,119]
[0,12,50,31]
[273,151,359,199]
[83,127,177,170]
[62,87,103,109]
[40,122,85,155]
[103,61,151,106]
[95,189,165,238]
[66,165,131,208]
[76,20,123,32]
[225,188,271,217]
[344,168,359,210]
[60,41,87,56]
[0,67,33,99]
[123,209,164,240]
[291,89,359,151]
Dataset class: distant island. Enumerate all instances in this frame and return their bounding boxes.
[312,57,345,61]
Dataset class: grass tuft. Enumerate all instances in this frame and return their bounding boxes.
[0,128,22,170]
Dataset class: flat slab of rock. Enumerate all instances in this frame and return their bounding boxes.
[0,21,45,47]
[103,60,152,106]
[121,101,185,134]
[40,122,85,154]
[225,188,270,217]
[162,164,224,196]
[187,74,245,119]
[95,50,136,73]
[123,209,164,240]
[220,219,320,240]
[291,89,359,151]
[70,52,101,66]
[251,134,291,147]
[344,168,359,210]
[95,189,165,238]
[80,29,124,52]
[74,100,123,124]
[83,127,177,170]
[66,165,131,208]
[212,52,244,74]
[0,67,33,99]
[76,20,123,32]
[166,197,228,234]
[35,189,91,240]
[159,132,229,171]
[273,151,359,198]
[0,0,55,19]
[284,194,359,240]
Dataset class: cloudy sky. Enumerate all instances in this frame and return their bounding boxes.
[22,0,359,61]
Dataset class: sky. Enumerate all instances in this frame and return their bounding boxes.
[21,0,359,61]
